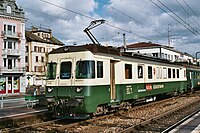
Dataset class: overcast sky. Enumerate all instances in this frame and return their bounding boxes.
[16,0,200,56]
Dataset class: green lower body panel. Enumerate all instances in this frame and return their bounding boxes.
[46,81,187,115]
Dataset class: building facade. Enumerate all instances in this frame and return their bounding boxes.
[0,0,26,95]
[25,27,64,93]
[121,42,194,63]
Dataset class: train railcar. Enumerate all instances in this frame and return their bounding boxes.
[186,66,200,90]
[45,44,187,118]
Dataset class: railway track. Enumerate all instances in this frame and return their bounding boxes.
[2,92,200,133]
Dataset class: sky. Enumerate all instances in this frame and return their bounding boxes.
[15,0,200,56]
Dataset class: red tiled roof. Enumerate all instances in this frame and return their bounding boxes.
[126,42,161,48]
[25,31,64,46]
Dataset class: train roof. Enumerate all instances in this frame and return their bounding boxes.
[48,44,187,65]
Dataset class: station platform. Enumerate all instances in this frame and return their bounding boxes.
[0,94,47,119]
[169,111,200,133]
[0,106,47,119]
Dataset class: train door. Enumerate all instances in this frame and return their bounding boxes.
[110,60,116,101]
[59,58,74,86]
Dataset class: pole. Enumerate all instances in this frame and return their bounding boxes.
[123,33,126,52]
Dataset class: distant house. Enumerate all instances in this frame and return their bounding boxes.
[120,42,194,63]
[0,0,26,95]
[25,27,64,93]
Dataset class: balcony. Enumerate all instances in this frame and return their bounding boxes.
[2,49,20,57]
[0,67,26,74]
[1,31,22,39]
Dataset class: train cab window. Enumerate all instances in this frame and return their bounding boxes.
[148,66,153,79]
[168,68,171,78]
[60,62,72,79]
[177,69,179,78]
[76,60,95,79]
[172,69,176,78]
[125,64,132,79]
[138,65,143,78]
[47,62,57,79]
[97,61,103,78]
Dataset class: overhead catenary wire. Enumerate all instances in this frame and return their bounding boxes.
[149,0,199,37]
[97,0,168,38]
[157,0,199,36]
[176,0,200,29]
[182,0,200,23]
[38,0,153,41]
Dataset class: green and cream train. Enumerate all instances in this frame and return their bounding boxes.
[45,44,200,118]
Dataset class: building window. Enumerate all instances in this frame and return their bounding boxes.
[4,24,6,31]
[34,46,37,52]
[8,59,12,69]
[3,59,6,67]
[6,6,12,14]
[4,41,6,49]
[41,56,44,63]
[148,66,153,79]
[25,56,28,63]
[8,42,12,49]
[168,55,170,60]
[26,46,29,52]
[125,64,132,79]
[36,56,38,62]
[152,53,158,57]
[138,65,143,78]
[14,59,16,67]
[13,26,15,33]
[165,54,167,59]
[97,61,103,78]
[162,53,164,58]
[8,25,12,31]
[13,42,16,49]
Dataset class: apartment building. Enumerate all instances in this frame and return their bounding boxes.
[25,27,64,93]
[0,0,26,95]
[121,42,194,63]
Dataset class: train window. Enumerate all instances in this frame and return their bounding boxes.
[125,64,132,79]
[97,61,103,78]
[60,62,72,79]
[76,60,95,79]
[163,68,167,79]
[138,65,143,78]
[168,68,171,78]
[173,69,176,78]
[177,69,179,78]
[46,62,57,79]
[156,67,162,79]
[148,66,153,79]
[159,67,162,79]
[156,67,160,79]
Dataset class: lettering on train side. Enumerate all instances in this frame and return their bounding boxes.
[153,84,164,89]
[126,85,133,94]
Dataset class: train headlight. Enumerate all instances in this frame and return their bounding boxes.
[47,87,53,93]
[76,87,83,93]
